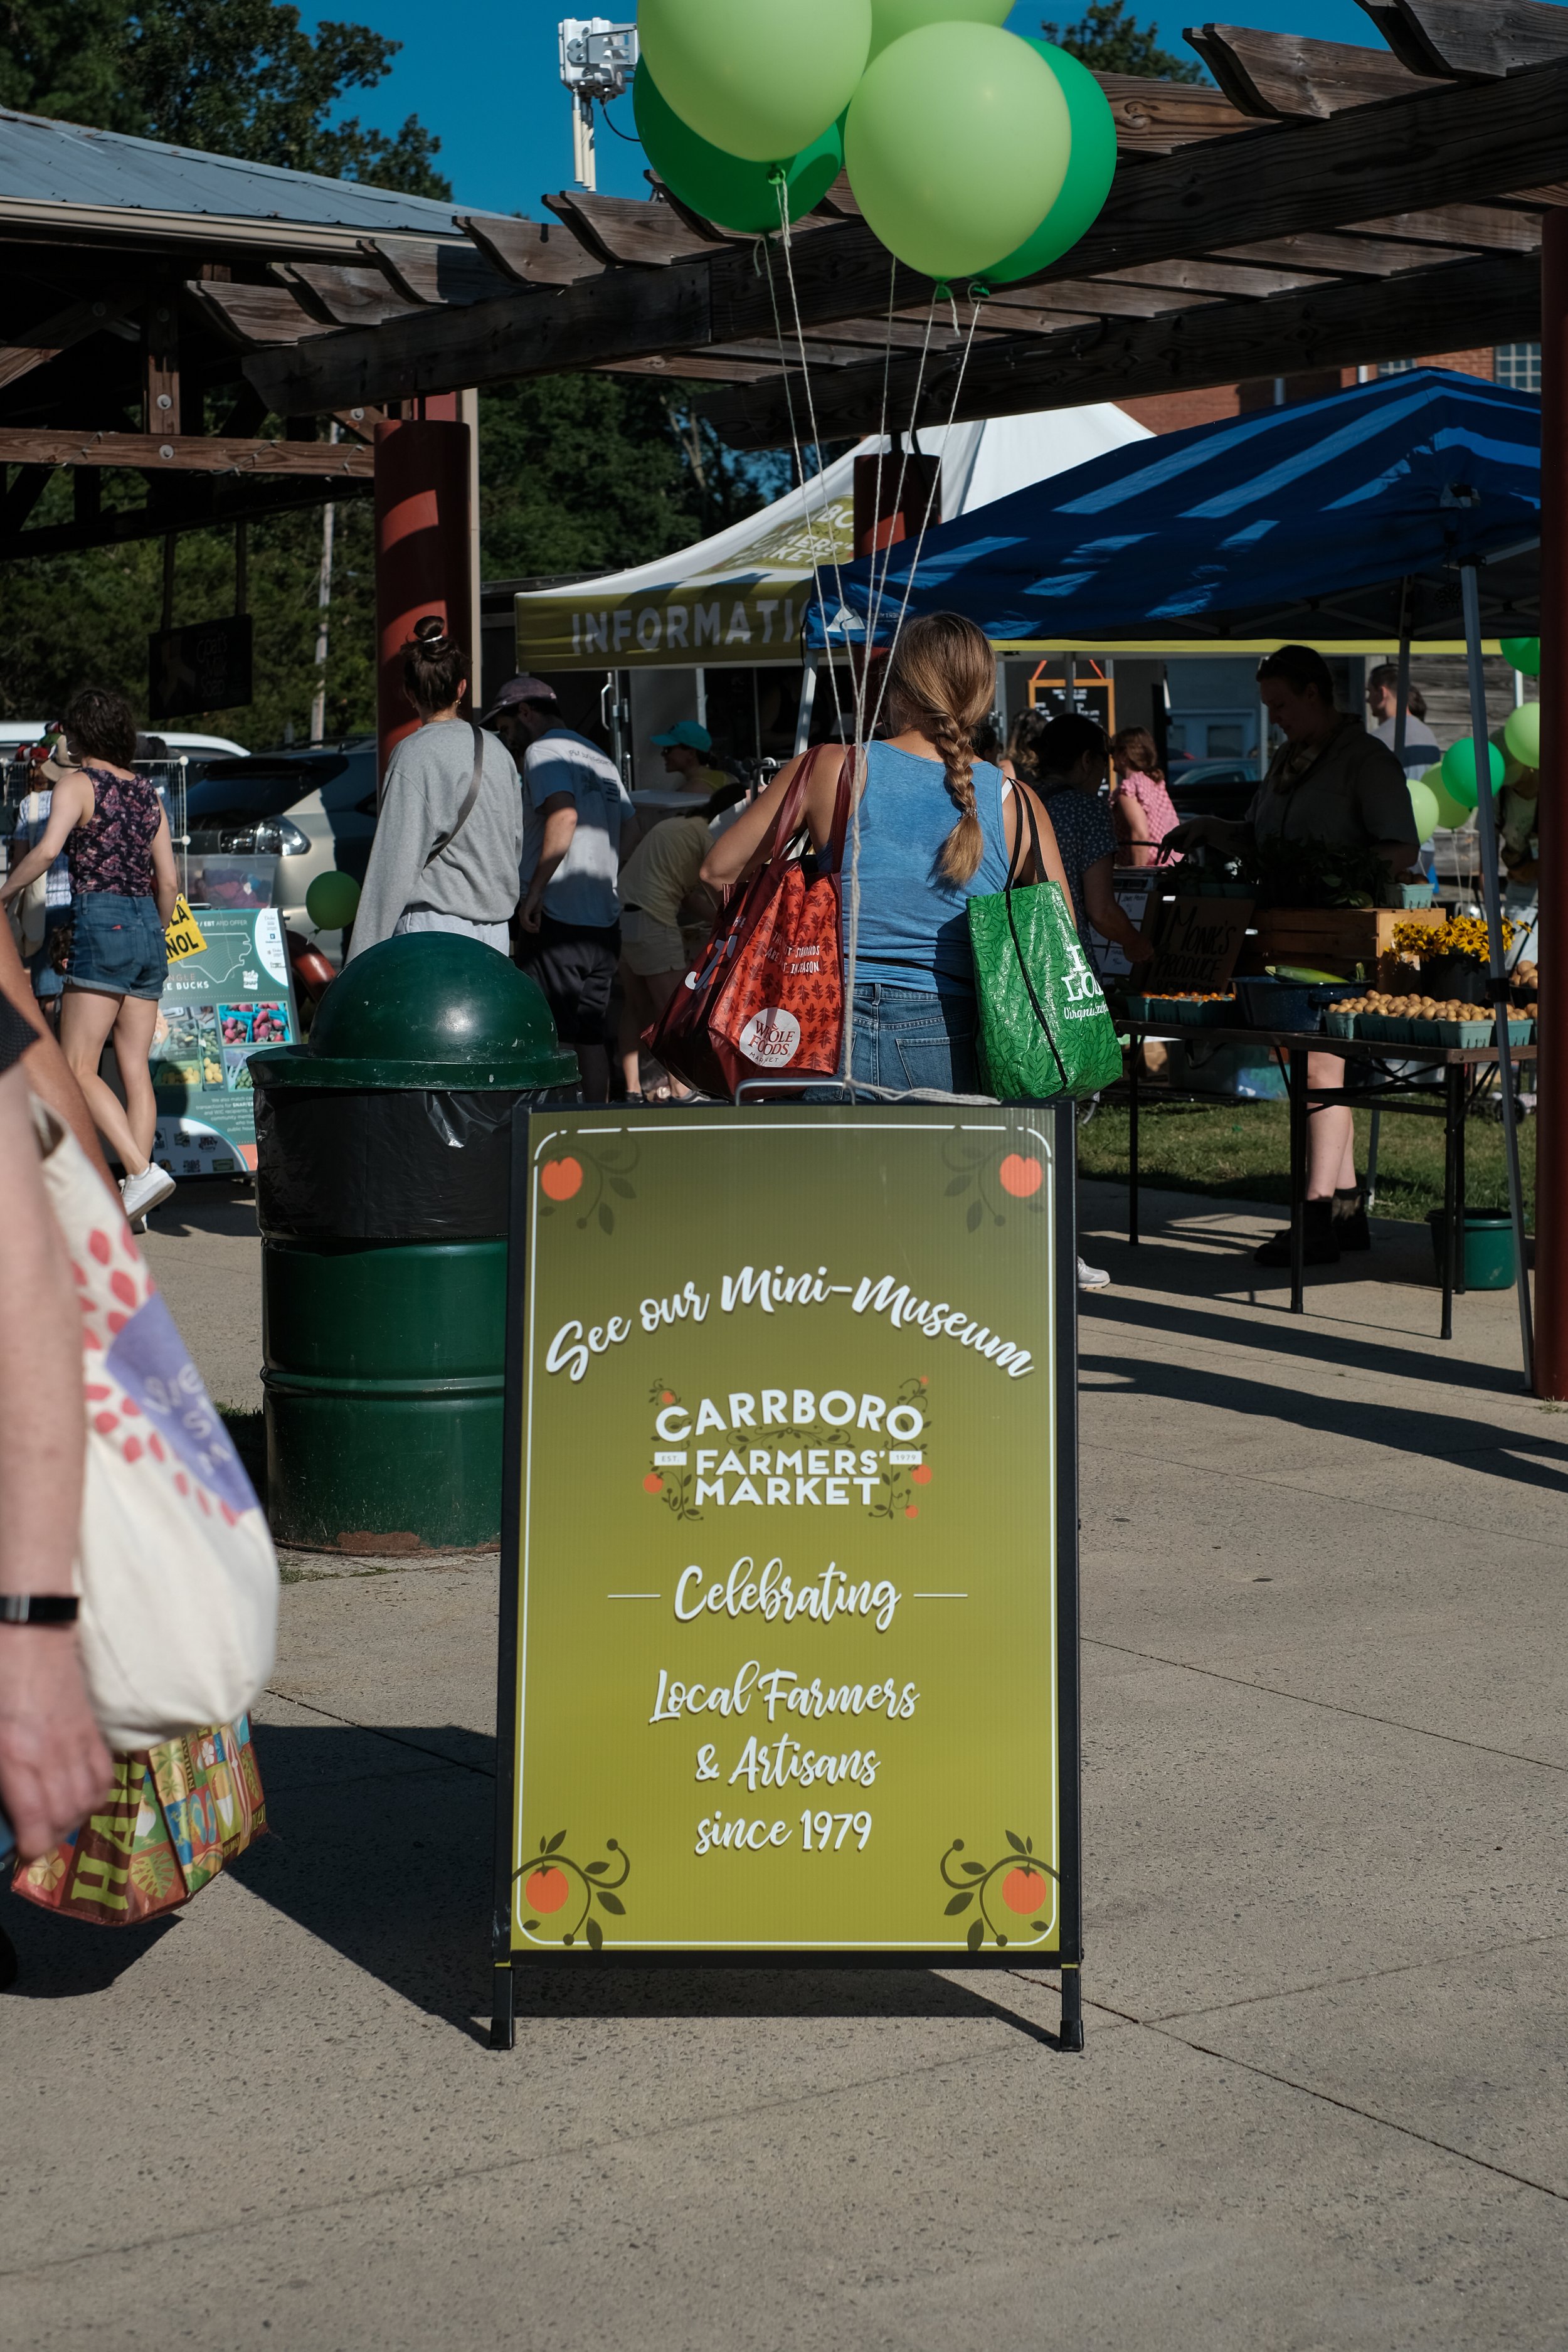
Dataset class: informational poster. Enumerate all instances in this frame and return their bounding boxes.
[150,904,298,1175]
[494,1104,1081,2023]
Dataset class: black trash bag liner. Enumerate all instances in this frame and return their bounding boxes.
[256,1086,569,1241]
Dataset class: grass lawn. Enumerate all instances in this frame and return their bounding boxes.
[1079,1097,1535,1231]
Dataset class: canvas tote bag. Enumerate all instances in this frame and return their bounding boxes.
[646,744,853,1096]
[967,790,1123,1100]
[32,1098,278,1751]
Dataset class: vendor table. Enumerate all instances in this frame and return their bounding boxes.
[1119,1022,1537,1335]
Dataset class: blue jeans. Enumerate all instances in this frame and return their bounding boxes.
[845,983,981,1096]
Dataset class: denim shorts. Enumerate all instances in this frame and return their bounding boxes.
[845,983,980,1096]
[66,891,168,1000]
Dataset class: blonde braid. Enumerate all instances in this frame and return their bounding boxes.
[930,708,983,884]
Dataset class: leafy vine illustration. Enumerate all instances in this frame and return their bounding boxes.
[516,1830,630,1951]
[866,1375,933,1522]
[942,1133,1049,1232]
[536,1133,640,1234]
[645,1380,702,1521]
[940,1831,1057,1952]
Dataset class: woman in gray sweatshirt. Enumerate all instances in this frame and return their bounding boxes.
[348,617,524,959]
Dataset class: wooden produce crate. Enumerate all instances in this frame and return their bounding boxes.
[1242,905,1445,989]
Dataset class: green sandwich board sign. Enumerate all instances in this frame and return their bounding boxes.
[490,1102,1083,2047]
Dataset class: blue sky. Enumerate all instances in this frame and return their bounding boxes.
[325,0,1383,216]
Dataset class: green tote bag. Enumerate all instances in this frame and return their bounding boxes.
[967,790,1123,1100]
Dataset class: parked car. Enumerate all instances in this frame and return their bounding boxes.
[183,741,377,960]
[0,722,247,761]
[1165,758,1261,828]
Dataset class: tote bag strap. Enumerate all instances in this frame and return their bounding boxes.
[422,721,487,871]
[999,785,1071,1094]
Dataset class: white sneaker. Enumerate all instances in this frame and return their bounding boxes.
[120,1163,176,1224]
[1076,1254,1111,1291]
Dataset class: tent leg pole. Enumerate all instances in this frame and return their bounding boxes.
[794,652,820,756]
[1461,561,1534,1391]
[1537,211,1568,1397]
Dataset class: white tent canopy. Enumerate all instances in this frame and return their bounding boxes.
[514,403,1151,676]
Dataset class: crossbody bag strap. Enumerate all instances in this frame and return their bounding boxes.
[422,720,487,871]
[1004,780,1046,893]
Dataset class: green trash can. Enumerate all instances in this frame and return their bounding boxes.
[1426,1209,1518,1291]
[250,934,578,1553]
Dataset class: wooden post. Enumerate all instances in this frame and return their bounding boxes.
[1537,211,1568,1397]
[142,297,180,436]
[373,414,473,790]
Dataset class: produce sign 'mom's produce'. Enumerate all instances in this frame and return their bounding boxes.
[492,1104,1082,2042]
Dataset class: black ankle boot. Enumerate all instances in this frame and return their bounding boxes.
[1254,1197,1341,1267]
[1332,1184,1370,1251]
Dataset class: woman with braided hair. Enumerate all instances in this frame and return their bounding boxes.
[704,612,1073,1095]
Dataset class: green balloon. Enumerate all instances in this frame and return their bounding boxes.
[868,0,1009,56]
[633,60,842,232]
[974,42,1117,286]
[1504,699,1542,767]
[1407,777,1440,844]
[1500,635,1542,677]
[305,870,361,931]
[639,0,871,164]
[845,23,1071,280]
[1439,736,1503,809]
[1421,763,1470,830]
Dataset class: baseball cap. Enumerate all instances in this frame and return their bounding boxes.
[650,720,712,753]
[480,675,559,723]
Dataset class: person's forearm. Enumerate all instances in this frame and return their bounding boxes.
[524,810,578,907]
[0,840,53,901]
[0,1067,82,1597]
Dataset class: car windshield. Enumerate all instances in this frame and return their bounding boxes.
[186,758,347,825]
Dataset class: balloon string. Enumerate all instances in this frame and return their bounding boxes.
[758,231,850,752]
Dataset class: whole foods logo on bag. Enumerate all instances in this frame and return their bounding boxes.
[738,1007,802,1069]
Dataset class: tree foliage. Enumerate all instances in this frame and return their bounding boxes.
[1039,0,1203,82]
[0,0,448,193]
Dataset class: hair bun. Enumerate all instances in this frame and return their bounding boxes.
[410,614,450,652]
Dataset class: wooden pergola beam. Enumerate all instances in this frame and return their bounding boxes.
[697,250,1542,447]
[244,57,1568,416]
[0,294,140,391]
[0,470,369,562]
[1360,0,1568,78]
[1186,23,1434,117]
[0,428,374,475]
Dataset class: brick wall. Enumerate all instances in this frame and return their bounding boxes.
[1117,348,1500,439]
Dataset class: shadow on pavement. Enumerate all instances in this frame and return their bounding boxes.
[2,1900,179,1996]
[233,1723,1069,2050]
[142,1179,258,1242]
[1092,1287,1528,1401]
[1083,1343,1568,1497]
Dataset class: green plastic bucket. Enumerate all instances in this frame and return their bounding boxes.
[1426,1210,1517,1290]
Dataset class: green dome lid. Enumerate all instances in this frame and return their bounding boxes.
[250,933,580,1090]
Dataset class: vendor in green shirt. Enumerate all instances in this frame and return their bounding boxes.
[1166,644,1419,1270]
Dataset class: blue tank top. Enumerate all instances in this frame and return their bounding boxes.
[843,741,1012,992]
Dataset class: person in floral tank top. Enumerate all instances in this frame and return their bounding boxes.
[0,687,179,1225]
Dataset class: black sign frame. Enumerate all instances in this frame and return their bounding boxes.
[489,1098,1084,2053]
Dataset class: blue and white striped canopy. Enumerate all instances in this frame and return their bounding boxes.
[805,369,1541,649]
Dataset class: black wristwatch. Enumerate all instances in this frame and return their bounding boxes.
[0,1596,80,1625]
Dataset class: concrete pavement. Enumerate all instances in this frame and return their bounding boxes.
[4,1175,1567,2348]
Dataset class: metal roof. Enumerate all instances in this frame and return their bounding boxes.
[0,107,504,238]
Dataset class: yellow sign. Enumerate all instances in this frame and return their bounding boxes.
[163,897,207,963]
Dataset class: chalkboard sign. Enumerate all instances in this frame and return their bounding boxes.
[1144,894,1255,995]
[491,1103,1083,2048]
[148,615,253,720]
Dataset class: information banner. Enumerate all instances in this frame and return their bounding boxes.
[494,1103,1080,2015]
[149,904,299,1176]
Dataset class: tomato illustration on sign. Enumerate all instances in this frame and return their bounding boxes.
[517,1831,630,1950]
[999,1153,1043,1198]
[940,1833,1057,1951]
[540,1157,583,1202]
